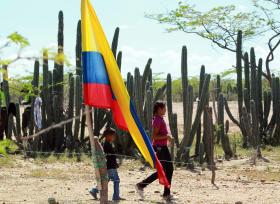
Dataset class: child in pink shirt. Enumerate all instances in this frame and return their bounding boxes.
[136,101,174,201]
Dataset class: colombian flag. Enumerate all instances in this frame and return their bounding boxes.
[81,0,170,187]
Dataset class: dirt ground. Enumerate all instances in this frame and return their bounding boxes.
[1,102,279,203]
[1,155,280,204]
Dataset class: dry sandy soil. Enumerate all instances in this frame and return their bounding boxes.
[1,102,279,204]
[1,155,280,204]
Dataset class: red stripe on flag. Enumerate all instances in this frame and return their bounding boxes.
[112,100,128,131]
[155,157,170,188]
[84,83,112,108]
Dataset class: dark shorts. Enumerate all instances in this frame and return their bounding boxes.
[22,107,31,129]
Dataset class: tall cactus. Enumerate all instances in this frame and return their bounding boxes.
[177,85,193,161]
[33,60,40,95]
[76,20,82,81]
[257,58,264,132]
[216,75,221,100]
[54,11,65,152]
[250,48,260,142]
[166,73,179,147]
[244,52,250,111]
[181,46,188,128]
[66,74,74,150]
[236,30,243,127]
[184,74,211,161]
[195,65,205,155]
[117,51,122,70]
[31,60,40,150]
[41,51,49,151]
[146,84,153,137]
[134,68,143,122]
[126,72,134,97]
[74,76,82,141]
[111,27,120,58]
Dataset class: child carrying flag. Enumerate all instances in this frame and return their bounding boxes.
[90,127,125,201]
[136,101,174,201]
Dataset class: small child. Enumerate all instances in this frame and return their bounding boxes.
[90,128,125,201]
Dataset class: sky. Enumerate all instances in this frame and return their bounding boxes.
[0,0,279,79]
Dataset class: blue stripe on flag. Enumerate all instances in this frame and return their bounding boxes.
[82,51,110,84]
[129,100,156,166]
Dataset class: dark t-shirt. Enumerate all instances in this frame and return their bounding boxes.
[103,141,117,170]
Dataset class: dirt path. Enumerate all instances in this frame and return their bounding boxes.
[1,156,280,204]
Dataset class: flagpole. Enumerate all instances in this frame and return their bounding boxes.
[85,106,108,203]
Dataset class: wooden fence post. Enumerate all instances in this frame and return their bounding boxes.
[86,106,108,203]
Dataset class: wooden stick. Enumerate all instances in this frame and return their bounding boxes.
[85,106,108,204]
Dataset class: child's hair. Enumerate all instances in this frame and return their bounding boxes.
[102,127,116,138]
[153,101,166,115]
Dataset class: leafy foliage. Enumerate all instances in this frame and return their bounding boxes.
[0,139,18,156]
[7,32,29,48]
[146,1,268,52]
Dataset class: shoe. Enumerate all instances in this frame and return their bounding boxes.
[89,190,98,200]
[135,184,145,200]
[162,194,175,201]
[112,197,126,202]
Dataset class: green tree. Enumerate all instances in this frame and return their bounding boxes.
[146,1,280,83]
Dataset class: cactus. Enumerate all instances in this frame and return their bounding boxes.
[198,143,204,165]
[74,76,82,140]
[250,100,259,147]
[142,58,152,97]
[153,84,166,103]
[216,75,221,100]
[117,51,122,70]
[15,103,21,139]
[236,31,243,127]
[31,60,40,151]
[146,85,153,137]
[126,72,134,97]
[66,74,74,150]
[244,52,250,111]
[28,60,40,141]
[204,107,215,168]
[270,77,280,144]
[241,106,252,146]
[111,27,120,58]
[33,60,40,95]
[76,20,82,80]
[184,74,211,161]
[166,73,179,147]
[257,58,264,132]
[181,46,188,129]
[53,11,65,152]
[218,94,233,158]
[263,91,271,129]
[166,74,173,129]
[195,65,205,155]
[177,85,193,161]
[133,68,143,122]
[250,48,257,109]
[80,105,86,142]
